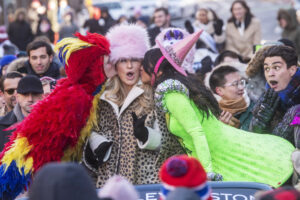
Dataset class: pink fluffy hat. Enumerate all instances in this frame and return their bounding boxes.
[104,24,150,77]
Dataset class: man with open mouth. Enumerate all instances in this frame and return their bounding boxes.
[250,45,300,149]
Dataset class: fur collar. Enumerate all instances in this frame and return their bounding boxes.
[101,84,144,118]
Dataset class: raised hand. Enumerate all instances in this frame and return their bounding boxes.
[257,89,280,123]
[251,89,280,132]
[132,112,148,143]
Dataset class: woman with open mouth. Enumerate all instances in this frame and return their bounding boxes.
[82,24,185,187]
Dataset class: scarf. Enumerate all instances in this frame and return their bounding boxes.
[13,103,24,122]
[219,93,250,115]
[266,68,300,111]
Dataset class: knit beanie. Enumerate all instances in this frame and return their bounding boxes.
[159,155,212,200]
[0,55,17,75]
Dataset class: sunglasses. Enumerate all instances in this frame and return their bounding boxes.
[5,88,16,95]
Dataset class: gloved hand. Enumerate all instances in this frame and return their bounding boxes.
[84,141,98,169]
[251,89,280,132]
[198,56,213,75]
[132,112,149,144]
[94,141,113,165]
[257,89,280,122]
[84,141,113,168]
[207,172,223,181]
[184,19,194,34]
[213,19,223,35]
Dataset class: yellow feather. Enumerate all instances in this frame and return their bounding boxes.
[1,136,33,174]
[54,37,93,65]
[61,85,105,161]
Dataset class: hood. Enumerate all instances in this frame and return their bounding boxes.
[6,57,28,73]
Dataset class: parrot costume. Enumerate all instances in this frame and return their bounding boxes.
[0,32,110,199]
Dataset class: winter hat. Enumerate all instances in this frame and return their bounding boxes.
[0,55,17,75]
[98,175,139,200]
[155,28,196,74]
[256,186,300,200]
[28,162,101,200]
[17,75,43,94]
[105,24,150,77]
[166,187,201,200]
[137,16,150,26]
[159,155,212,200]
[0,55,17,67]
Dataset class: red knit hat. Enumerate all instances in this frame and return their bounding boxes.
[159,155,212,200]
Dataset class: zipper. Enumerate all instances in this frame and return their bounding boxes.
[115,115,123,174]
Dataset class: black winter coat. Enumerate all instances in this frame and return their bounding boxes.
[24,60,61,80]
[0,111,17,151]
[8,20,34,51]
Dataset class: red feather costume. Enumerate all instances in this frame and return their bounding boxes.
[0,32,110,199]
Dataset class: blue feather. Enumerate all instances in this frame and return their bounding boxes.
[58,44,68,65]
[92,84,103,96]
[0,161,31,200]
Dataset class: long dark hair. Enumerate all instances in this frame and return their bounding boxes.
[143,48,220,118]
[228,0,254,30]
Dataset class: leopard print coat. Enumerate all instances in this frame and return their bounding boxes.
[83,86,185,187]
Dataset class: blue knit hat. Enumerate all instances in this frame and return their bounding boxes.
[0,55,17,75]
[0,55,16,67]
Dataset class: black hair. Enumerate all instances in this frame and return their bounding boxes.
[0,71,23,92]
[154,7,169,16]
[228,0,254,30]
[209,66,239,94]
[278,38,296,50]
[143,48,220,118]
[214,50,244,66]
[26,40,54,57]
[263,45,298,68]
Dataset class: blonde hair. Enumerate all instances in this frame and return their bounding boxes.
[105,76,153,115]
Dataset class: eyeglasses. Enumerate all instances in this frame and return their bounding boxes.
[117,58,142,67]
[4,88,16,95]
[224,79,247,88]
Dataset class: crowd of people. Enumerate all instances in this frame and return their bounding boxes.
[0,0,299,199]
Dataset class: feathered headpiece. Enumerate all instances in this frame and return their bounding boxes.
[0,32,110,199]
